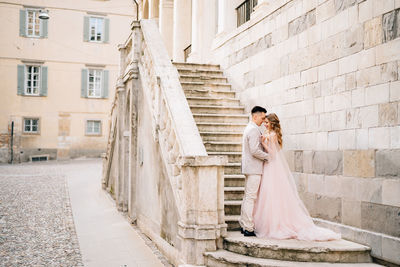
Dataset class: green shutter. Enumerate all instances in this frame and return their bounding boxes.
[17,65,25,95]
[40,66,48,96]
[41,19,48,38]
[83,16,89,41]
[19,10,26,37]
[103,18,109,43]
[102,70,109,98]
[81,69,88,97]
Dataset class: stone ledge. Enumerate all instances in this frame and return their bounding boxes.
[178,221,227,240]
[177,156,228,167]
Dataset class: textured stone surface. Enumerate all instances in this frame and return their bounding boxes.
[302,192,342,222]
[382,179,400,207]
[342,199,362,228]
[312,151,343,175]
[343,150,375,178]
[382,8,400,43]
[361,202,400,237]
[378,102,398,126]
[376,150,400,176]
[364,17,383,49]
[334,0,357,13]
[289,9,316,37]
[0,164,83,267]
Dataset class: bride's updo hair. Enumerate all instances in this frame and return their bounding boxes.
[266,113,283,148]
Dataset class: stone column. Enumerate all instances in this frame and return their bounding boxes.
[159,0,174,58]
[217,0,237,35]
[172,0,192,62]
[149,0,159,19]
[251,0,270,19]
[187,0,217,63]
[116,82,126,212]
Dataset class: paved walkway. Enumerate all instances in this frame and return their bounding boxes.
[0,159,164,267]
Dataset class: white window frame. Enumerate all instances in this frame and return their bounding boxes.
[23,118,40,134]
[26,9,42,38]
[87,69,103,98]
[86,120,102,136]
[25,65,41,96]
[89,17,104,42]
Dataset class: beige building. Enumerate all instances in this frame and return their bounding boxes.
[104,0,400,266]
[0,0,135,163]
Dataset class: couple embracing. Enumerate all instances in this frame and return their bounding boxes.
[239,106,341,241]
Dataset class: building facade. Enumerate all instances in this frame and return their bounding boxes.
[0,0,135,163]
[108,0,399,265]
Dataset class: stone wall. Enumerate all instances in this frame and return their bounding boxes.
[212,0,400,264]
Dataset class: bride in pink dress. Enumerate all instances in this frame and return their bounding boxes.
[253,113,341,241]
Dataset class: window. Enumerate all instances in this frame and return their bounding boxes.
[26,65,41,95]
[83,16,109,43]
[24,118,39,133]
[17,65,48,97]
[26,9,41,37]
[90,17,104,42]
[81,68,108,98]
[88,69,102,97]
[236,0,258,27]
[19,9,48,38]
[86,120,101,135]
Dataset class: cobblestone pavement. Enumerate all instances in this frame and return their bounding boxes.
[0,162,83,267]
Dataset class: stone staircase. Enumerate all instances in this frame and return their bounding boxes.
[174,62,246,232]
[174,62,382,267]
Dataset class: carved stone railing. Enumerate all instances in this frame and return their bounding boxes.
[103,19,227,266]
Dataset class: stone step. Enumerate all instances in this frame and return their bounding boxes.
[173,62,221,71]
[224,187,245,200]
[223,232,373,263]
[224,174,245,187]
[190,105,244,115]
[197,122,247,132]
[179,74,228,84]
[193,114,249,124]
[187,96,240,106]
[205,250,381,267]
[184,89,236,98]
[205,142,242,152]
[225,215,241,231]
[208,151,241,163]
[181,82,232,91]
[224,163,242,175]
[224,200,241,215]
[176,67,225,76]
[200,132,243,142]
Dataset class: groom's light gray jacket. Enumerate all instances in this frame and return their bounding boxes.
[241,121,269,175]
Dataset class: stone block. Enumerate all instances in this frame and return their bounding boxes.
[382,179,400,207]
[361,202,400,237]
[300,67,318,85]
[316,0,336,23]
[316,132,328,150]
[376,149,400,176]
[284,150,295,171]
[342,24,364,57]
[340,176,361,200]
[327,131,339,150]
[307,24,322,45]
[334,0,357,13]
[331,110,347,130]
[390,81,400,101]
[315,97,324,113]
[364,17,383,49]
[289,9,316,37]
[312,151,343,175]
[306,114,319,132]
[381,61,398,82]
[356,128,369,149]
[320,113,332,131]
[358,104,379,128]
[358,0,373,23]
[379,102,398,126]
[341,199,362,227]
[338,129,356,150]
[343,150,375,177]
[294,151,303,172]
[369,127,391,149]
[383,8,400,43]
[311,193,342,222]
[325,92,351,112]
[324,175,342,198]
[319,60,339,81]
[358,178,383,203]
[303,151,314,173]
[376,36,400,65]
[345,72,356,90]
[373,0,395,18]
[365,83,390,105]
[339,54,358,75]
[308,174,325,194]
[321,78,333,96]
[382,234,400,264]
[356,65,381,87]
[357,47,376,70]
[345,108,360,129]
[390,126,400,149]
[333,75,346,93]
[351,88,365,108]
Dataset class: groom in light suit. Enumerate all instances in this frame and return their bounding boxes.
[240,106,269,236]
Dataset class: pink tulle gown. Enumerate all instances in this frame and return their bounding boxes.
[253,131,341,241]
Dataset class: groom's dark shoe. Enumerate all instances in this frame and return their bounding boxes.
[243,230,256,237]
[240,227,244,234]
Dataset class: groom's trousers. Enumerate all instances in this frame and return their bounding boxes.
[239,174,261,232]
